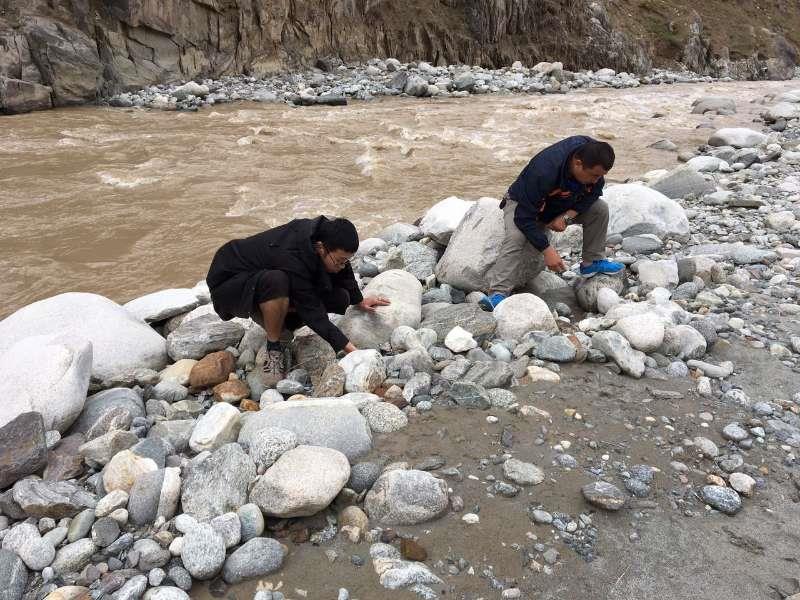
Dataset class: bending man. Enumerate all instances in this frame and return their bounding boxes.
[480,136,624,311]
[207,216,388,385]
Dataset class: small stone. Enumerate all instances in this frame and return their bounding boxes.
[701,485,742,515]
[728,473,756,497]
[502,458,544,485]
[400,538,428,561]
[722,423,749,442]
[181,523,226,580]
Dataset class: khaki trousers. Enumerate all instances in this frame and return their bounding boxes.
[486,195,610,295]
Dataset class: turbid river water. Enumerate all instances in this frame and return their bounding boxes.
[0,80,796,318]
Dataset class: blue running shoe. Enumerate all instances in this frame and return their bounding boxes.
[479,292,507,312]
[579,259,625,277]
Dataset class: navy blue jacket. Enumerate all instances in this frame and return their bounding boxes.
[506,136,605,251]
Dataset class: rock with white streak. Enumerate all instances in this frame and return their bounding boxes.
[365,469,449,525]
[637,259,679,289]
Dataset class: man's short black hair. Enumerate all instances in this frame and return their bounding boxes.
[575,140,615,170]
[315,217,359,253]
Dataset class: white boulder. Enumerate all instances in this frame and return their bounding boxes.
[0,292,168,384]
[419,196,476,245]
[338,270,422,350]
[603,184,690,240]
[493,293,558,339]
[0,334,92,432]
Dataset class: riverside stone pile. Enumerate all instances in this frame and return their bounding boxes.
[1,98,799,600]
[105,58,716,111]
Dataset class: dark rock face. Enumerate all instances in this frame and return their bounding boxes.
[0,0,797,115]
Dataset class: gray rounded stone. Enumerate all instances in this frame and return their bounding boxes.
[701,485,742,515]
[222,537,286,584]
[248,427,298,471]
[365,469,449,525]
[347,462,382,493]
[134,538,171,571]
[181,523,225,580]
[167,566,192,591]
[722,423,749,442]
[91,517,120,548]
[237,503,265,542]
[503,459,544,485]
[67,509,96,542]
[361,402,409,433]
[143,587,191,600]
[51,538,97,575]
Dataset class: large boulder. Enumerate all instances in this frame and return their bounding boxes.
[249,446,350,517]
[180,444,256,521]
[239,399,372,462]
[123,289,199,323]
[338,270,422,350]
[20,16,102,106]
[0,293,167,384]
[707,128,767,148]
[435,198,507,292]
[365,469,449,525]
[648,166,714,200]
[0,76,52,114]
[493,293,558,339]
[603,184,690,240]
[0,334,92,433]
[764,102,800,122]
[419,196,475,244]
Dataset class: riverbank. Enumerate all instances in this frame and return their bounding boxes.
[105,60,722,112]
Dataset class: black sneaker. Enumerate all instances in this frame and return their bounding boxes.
[261,348,287,387]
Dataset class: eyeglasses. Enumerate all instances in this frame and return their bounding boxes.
[325,251,353,267]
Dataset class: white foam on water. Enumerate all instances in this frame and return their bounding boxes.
[96,158,166,189]
[96,172,159,189]
[355,147,377,176]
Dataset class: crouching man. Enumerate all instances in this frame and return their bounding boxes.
[480,136,624,311]
[207,216,389,385]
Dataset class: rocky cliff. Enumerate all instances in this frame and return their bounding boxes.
[0,0,797,114]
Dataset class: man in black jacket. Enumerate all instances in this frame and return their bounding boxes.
[207,216,389,385]
[480,136,624,311]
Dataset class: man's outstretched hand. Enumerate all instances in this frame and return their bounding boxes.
[358,295,391,312]
[543,246,566,273]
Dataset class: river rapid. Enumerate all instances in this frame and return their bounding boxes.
[0,79,796,318]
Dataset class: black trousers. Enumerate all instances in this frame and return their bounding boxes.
[210,269,350,330]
